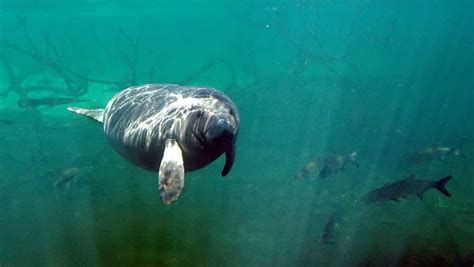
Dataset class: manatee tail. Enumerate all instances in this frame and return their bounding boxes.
[67,107,104,123]
[432,175,453,197]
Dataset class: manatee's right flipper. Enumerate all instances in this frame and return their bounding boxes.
[67,107,104,123]
[159,139,185,204]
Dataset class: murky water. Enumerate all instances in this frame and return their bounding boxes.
[0,1,473,266]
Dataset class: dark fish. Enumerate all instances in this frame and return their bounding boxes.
[54,168,80,188]
[295,159,319,178]
[319,151,359,179]
[407,146,466,165]
[0,119,15,126]
[362,174,452,204]
[321,209,340,249]
[17,97,87,108]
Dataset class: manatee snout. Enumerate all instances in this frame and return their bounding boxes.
[203,116,237,177]
[205,119,235,144]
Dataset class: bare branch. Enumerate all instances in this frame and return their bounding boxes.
[41,26,62,60]
[16,14,39,54]
[116,25,144,85]
[0,54,24,97]
[4,16,141,92]
[179,59,218,85]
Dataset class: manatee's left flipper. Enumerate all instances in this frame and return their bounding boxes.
[159,139,185,204]
[221,143,236,176]
[67,107,105,123]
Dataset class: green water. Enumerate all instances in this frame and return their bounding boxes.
[0,1,473,266]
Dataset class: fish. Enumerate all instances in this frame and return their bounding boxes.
[0,119,16,126]
[361,174,452,204]
[407,146,466,165]
[319,151,359,179]
[17,97,87,108]
[321,209,340,249]
[295,159,319,178]
[54,168,81,188]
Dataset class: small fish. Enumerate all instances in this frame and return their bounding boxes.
[321,209,340,249]
[0,119,15,126]
[362,174,452,204]
[295,159,319,178]
[17,97,87,108]
[54,168,80,188]
[319,151,359,179]
[407,146,466,165]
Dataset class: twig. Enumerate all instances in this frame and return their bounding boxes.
[2,17,134,92]
[179,59,218,85]
[116,25,143,85]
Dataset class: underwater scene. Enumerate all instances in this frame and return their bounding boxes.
[0,0,473,266]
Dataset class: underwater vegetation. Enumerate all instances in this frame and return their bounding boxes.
[1,0,473,266]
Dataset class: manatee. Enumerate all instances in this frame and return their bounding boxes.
[68,84,239,204]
